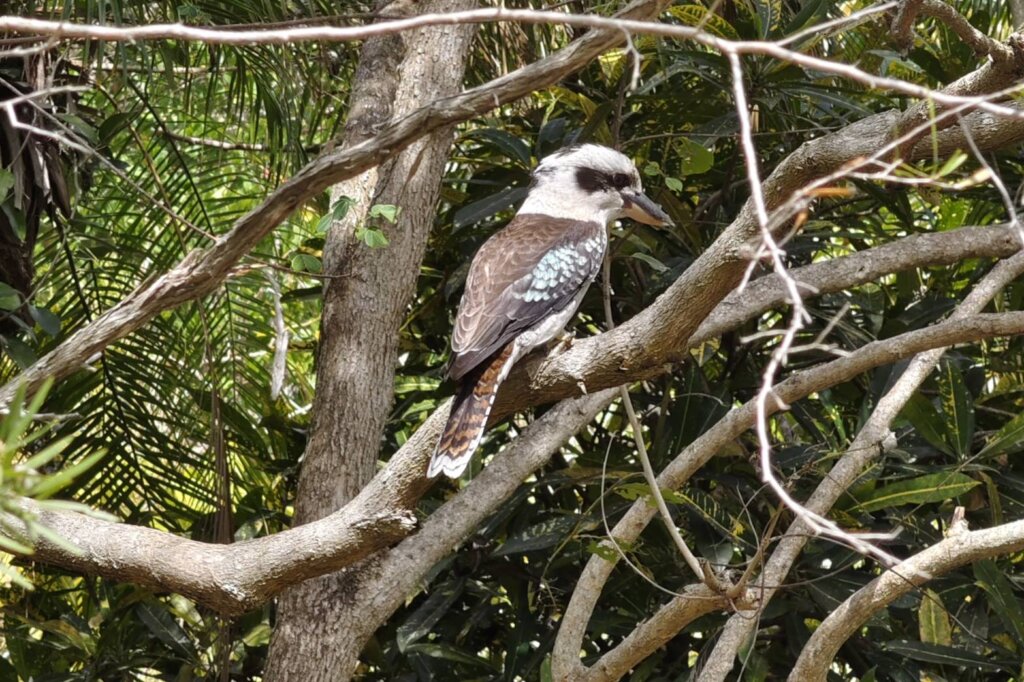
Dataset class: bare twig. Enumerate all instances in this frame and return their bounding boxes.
[2,12,1024,119]
[601,254,706,584]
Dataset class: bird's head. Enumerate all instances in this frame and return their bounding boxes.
[520,144,673,227]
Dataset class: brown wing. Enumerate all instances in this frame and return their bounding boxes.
[449,214,604,381]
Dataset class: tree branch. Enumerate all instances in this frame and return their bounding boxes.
[499,105,1024,420]
[0,0,674,407]
[5,499,416,616]
[5,219,1008,614]
[690,223,1021,347]
[696,249,1024,681]
[4,10,1023,111]
[7,390,614,615]
[583,585,755,682]
[4,8,1023,414]
[891,0,1014,60]
[789,520,1024,682]
[551,311,1024,680]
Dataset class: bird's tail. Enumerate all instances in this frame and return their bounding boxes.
[427,344,516,479]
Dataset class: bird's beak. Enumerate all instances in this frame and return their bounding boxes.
[621,190,673,227]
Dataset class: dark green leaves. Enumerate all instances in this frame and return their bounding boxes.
[850,473,979,513]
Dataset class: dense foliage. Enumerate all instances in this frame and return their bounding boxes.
[2,0,1024,679]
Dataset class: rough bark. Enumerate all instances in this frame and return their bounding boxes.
[263,2,477,679]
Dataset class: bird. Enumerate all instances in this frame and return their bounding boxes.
[427,143,673,479]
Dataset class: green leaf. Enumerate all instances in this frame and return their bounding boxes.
[0,281,20,311]
[27,449,106,499]
[0,169,13,202]
[28,306,61,337]
[452,187,527,229]
[403,642,499,670]
[630,252,669,273]
[901,393,954,456]
[664,176,683,192]
[396,577,466,652]
[850,472,979,513]
[56,113,99,145]
[135,601,196,659]
[0,533,35,555]
[0,203,26,241]
[1,337,36,369]
[316,195,356,233]
[241,623,272,647]
[882,640,1009,671]
[938,360,974,458]
[465,128,532,167]
[492,516,578,556]
[290,253,323,273]
[368,203,400,224]
[919,588,952,646]
[676,137,714,176]
[97,112,134,145]
[355,227,389,248]
[937,150,968,178]
[666,5,740,39]
[614,482,688,505]
[975,559,1024,651]
[979,410,1024,460]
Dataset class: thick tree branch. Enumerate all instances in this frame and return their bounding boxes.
[1,223,1017,630]
[691,222,1021,347]
[9,224,1015,617]
[891,0,1013,60]
[551,311,1024,680]
[697,249,1024,681]
[583,585,755,682]
[499,106,1024,418]
[789,520,1024,682]
[0,0,673,407]
[3,8,1022,413]
[5,499,416,616]
[7,390,614,615]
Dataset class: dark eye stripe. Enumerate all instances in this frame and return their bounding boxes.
[575,167,607,194]
[576,167,634,193]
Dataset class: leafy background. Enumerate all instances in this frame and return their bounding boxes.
[2,0,1024,679]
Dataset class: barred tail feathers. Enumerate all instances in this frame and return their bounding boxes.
[427,344,516,479]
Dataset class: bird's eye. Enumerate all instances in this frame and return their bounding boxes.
[611,173,631,189]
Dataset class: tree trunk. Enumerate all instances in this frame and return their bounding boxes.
[1013,0,1024,30]
[262,2,477,679]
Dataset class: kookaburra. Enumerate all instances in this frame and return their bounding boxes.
[427,144,672,479]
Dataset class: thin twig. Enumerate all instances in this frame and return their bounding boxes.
[601,252,709,586]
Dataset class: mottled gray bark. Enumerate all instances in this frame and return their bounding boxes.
[262,2,477,679]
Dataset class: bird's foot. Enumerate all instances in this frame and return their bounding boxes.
[548,330,575,357]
